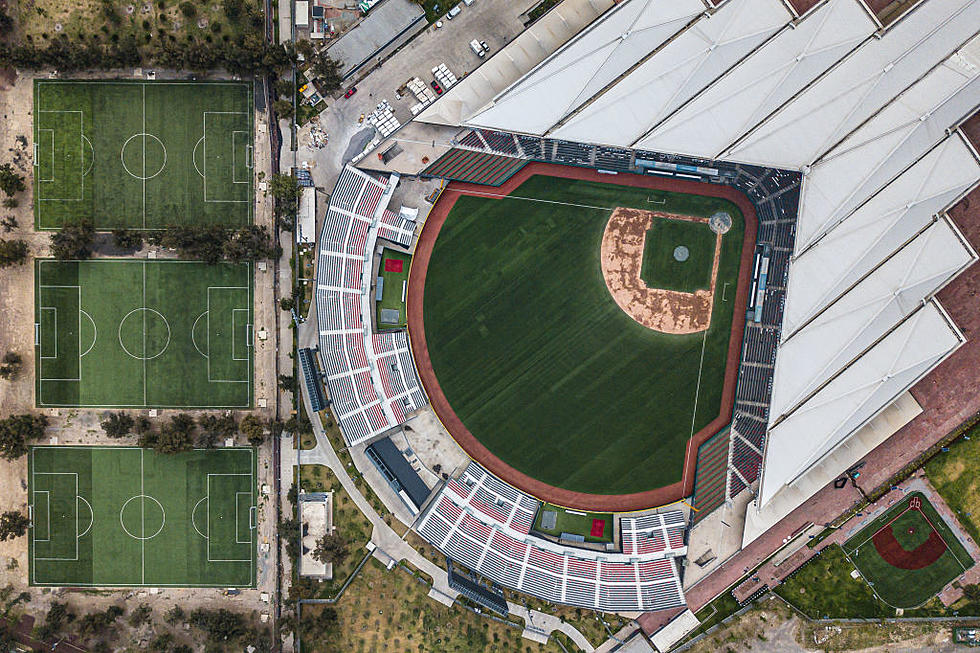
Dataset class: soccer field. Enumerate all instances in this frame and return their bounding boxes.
[35,259,252,408]
[422,175,745,495]
[34,80,253,230]
[29,446,256,587]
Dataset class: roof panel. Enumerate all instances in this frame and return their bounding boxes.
[797,47,980,250]
[723,0,980,168]
[549,0,791,147]
[637,0,874,157]
[759,301,963,507]
[769,218,975,422]
[783,134,980,334]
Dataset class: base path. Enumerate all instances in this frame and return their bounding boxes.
[407,162,758,511]
[601,208,721,334]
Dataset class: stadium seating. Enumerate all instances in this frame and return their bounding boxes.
[315,166,429,447]
[416,462,687,612]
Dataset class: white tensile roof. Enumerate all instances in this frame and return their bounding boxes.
[758,301,964,507]
[467,0,707,135]
[636,0,877,158]
[415,0,980,512]
[550,0,791,147]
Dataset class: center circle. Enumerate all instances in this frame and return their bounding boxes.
[673,245,690,262]
[119,494,166,540]
[118,308,171,360]
[120,133,167,180]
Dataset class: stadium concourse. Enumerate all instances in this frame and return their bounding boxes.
[308,0,980,643]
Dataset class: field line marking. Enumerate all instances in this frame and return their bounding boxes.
[143,261,147,406]
[36,129,55,181]
[450,189,614,211]
[30,472,80,562]
[32,491,51,542]
[39,307,58,360]
[916,505,972,573]
[142,84,146,230]
[206,473,253,562]
[141,448,145,584]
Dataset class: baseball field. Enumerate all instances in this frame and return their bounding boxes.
[421,174,746,495]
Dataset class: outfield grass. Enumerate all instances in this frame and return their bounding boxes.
[34,80,253,230]
[423,175,745,494]
[532,504,613,543]
[925,421,980,545]
[29,446,256,587]
[775,545,890,619]
[377,249,411,329]
[35,259,252,408]
[641,218,715,293]
[843,492,972,608]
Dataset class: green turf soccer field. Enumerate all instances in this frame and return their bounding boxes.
[843,492,973,608]
[29,446,256,587]
[423,175,745,495]
[34,80,253,230]
[35,259,252,408]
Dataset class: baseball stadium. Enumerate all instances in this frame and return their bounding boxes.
[303,0,980,640]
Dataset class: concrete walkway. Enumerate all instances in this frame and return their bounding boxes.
[293,322,600,646]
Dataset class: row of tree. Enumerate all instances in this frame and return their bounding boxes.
[101,411,280,451]
[49,221,279,263]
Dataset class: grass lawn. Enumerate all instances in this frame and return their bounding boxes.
[423,175,745,494]
[298,465,372,594]
[775,545,891,618]
[640,218,715,293]
[29,446,256,587]
[35,259,252,408]
[34,80,253,230]
[842,492,972,608]
[532,503,613,543]
[925,420,980,544]
[377,248,411,329]
[300,560,566,653]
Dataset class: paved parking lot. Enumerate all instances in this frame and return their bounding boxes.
[290,0,539,188]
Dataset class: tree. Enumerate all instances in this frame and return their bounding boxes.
[268,173,302,220]
[313,532,349,566]
[2,199,16,209]
[0,352,22,380]
[0,413,48,460]
[240,414,266,446]
[964,584,980,603]
[0,512,29,541]
[295,39,315,61]
[112,229,143,251]
[155,414,196,454]
[0,164,24,197]
[278,374,296,393]
[272,98,294,120]
[1,216,17,232]
[223,225,278,262]
[152,224,228,264]
[223,0,244,21]
[164,604,186,626]
[100,412,135,438]
[0,239,27,268]
[274,77,294,99]
[179,1,197,18]
[280,296,295,311]
[51,220,95,260]
[37,601,71,640]
[0,10,14,37]
[128,603,152,627]
[189,608,247,641]
[312,55,344,93]
[198,413,237,447]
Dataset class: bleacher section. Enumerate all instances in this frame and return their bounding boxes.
[416,462,687,612]
[315,166,428,446]
[440,128,801,509]
[421,148,527,186]
[691,428,730,522]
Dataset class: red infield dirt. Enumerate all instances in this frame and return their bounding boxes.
[872,513,947,571]
[407,162,758,512]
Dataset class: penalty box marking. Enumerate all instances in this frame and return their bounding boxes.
[37,284,81,382]
[207,286,251,383]
[34,110,84,202]
[30,471,79,562]
[206,472,255,563]
[203,112,251,203]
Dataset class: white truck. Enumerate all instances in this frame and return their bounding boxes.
[470,39,486,57]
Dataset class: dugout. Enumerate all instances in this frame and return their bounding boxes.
[365,437,431,514]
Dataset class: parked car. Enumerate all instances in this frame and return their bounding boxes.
[462,0,475,5]
[447,4,461,18]
[430,80,443,95]
[480,40,489,51]
[344,86,357,98]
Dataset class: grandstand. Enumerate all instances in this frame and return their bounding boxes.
[314,165,428,445]
[415,462,687,612]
